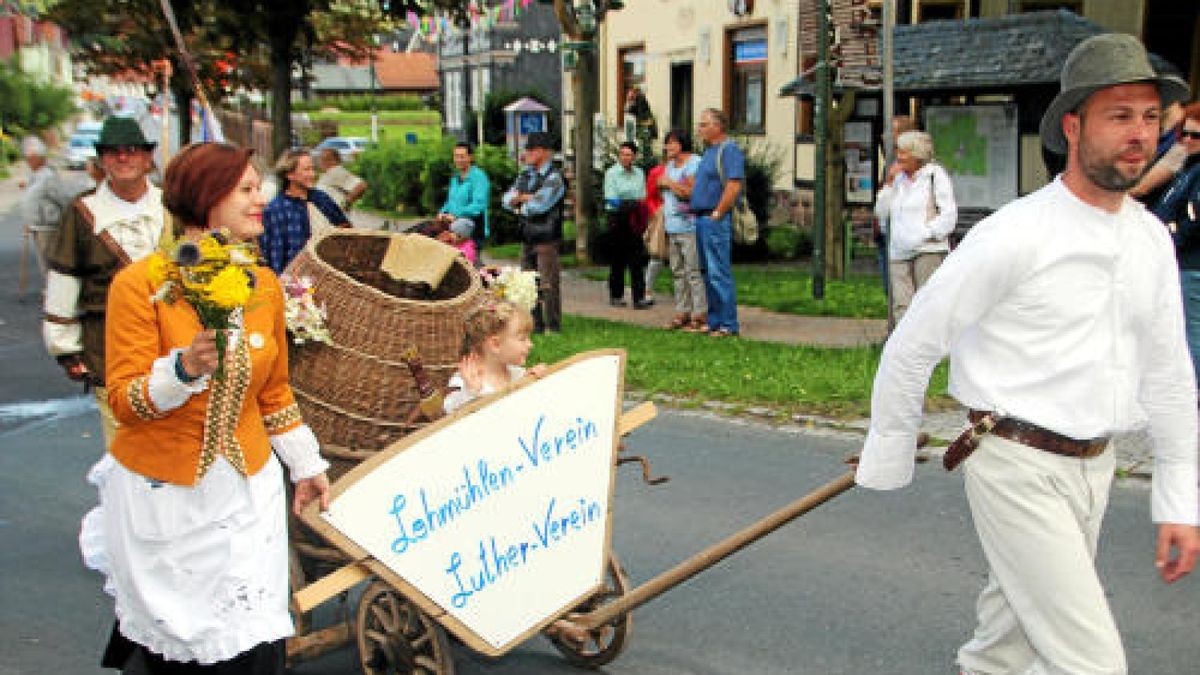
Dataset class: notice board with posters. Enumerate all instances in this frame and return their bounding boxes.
[923,104,1019,210]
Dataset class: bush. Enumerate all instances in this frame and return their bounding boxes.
[765,225,813,260]
[0,135,17,164]
[0,62,77,136]
[473,145,521,243]
[356,138,521,240]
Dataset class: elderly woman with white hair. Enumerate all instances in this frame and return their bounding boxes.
[874,129,958,322]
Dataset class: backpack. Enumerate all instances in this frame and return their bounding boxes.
[715,141,758,245]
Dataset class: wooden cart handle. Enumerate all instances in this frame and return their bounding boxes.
[571,471,857,632]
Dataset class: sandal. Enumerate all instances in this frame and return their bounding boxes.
[709,328,739,338]
[682,317,709,334]
[667,314,689,330]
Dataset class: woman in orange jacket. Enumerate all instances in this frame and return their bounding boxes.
[84,143,330,674]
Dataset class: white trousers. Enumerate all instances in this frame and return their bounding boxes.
[957,434,1125,675]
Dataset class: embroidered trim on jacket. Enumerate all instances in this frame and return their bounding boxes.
[263,403,303,435]
[197,338,252,480]
[126,376,165,421]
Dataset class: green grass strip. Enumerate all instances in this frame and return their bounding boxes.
[530,315,949,418]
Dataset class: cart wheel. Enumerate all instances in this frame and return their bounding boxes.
[547,553,632,668]
[356,580,456,675]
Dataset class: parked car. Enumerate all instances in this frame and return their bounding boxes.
[76,121,103,139]
[65,133,98,170]
[311,136,370,164]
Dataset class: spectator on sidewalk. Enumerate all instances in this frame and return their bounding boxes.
[856,34,1197,675]
[642,158,666,306]
[315,147,367,212]
[874,130,957,323]
[19,135,68,258]
[1150,101,1200,383]
[657,129,706,332]
[874,115,917,298]
[438,142,490,259]
[691,108,742,338]
[502,132,565,333]
[260,149,350,273]
[42,117,166,449]
[1130,87,1192,204]
[603,141,650,308]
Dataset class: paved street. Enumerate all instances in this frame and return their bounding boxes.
[0,168,1196,674]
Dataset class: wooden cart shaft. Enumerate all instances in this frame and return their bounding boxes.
[569,471,857,631]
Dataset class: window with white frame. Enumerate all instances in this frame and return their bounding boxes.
[445,71,462,129]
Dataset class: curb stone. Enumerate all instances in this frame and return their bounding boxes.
[630,393,1154,481]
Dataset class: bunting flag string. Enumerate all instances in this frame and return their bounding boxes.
[404,0,542,38]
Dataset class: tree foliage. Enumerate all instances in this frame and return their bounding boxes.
[0,61,77,134]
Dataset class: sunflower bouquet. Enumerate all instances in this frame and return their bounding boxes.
[479,265,539,312]
[147,230,258,380]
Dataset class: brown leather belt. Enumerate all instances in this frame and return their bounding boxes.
[943,410,1110,471]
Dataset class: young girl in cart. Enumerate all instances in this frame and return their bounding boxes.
[443,265,547,413]
[443,297,548,414]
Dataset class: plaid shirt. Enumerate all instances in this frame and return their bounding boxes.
[259,189,348,273]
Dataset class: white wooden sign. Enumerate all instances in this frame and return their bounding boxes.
[308,350,625,655]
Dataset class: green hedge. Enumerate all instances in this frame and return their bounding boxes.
[357,139,522,242]
[293,94,429,112]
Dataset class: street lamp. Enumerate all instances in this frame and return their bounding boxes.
[575,1,596,35]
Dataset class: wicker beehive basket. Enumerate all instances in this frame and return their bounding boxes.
[286,230,484,456]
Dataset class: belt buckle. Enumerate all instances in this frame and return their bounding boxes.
[967,413,998,447]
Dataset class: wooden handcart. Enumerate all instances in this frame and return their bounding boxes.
[284,232,860,673]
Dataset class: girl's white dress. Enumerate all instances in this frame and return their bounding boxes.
[442,364,526,414]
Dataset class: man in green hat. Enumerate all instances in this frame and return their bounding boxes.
[42,116,165,448]
[855,33,1197,673]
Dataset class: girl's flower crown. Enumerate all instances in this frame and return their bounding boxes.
[479,265,538,312]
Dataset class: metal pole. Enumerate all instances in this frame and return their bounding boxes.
[882,0,895,330]
[574,472,857,631]
[812,0,830,300]
[370,36,379,143]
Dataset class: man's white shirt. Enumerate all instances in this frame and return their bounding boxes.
[857,178,1199,526]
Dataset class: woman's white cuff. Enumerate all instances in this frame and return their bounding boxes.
[147,348,210,412]
[271,425,329,482]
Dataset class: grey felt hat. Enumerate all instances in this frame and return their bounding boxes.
[449,217,475,239]
[1039,33,1190,154]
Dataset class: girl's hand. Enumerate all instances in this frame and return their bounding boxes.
[293,472,331,515]
[180,329,220,378]
[458,353,484,394]
[526,363,548,379]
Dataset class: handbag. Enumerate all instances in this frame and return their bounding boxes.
[716,142,759,245]
[643,209,668,260]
